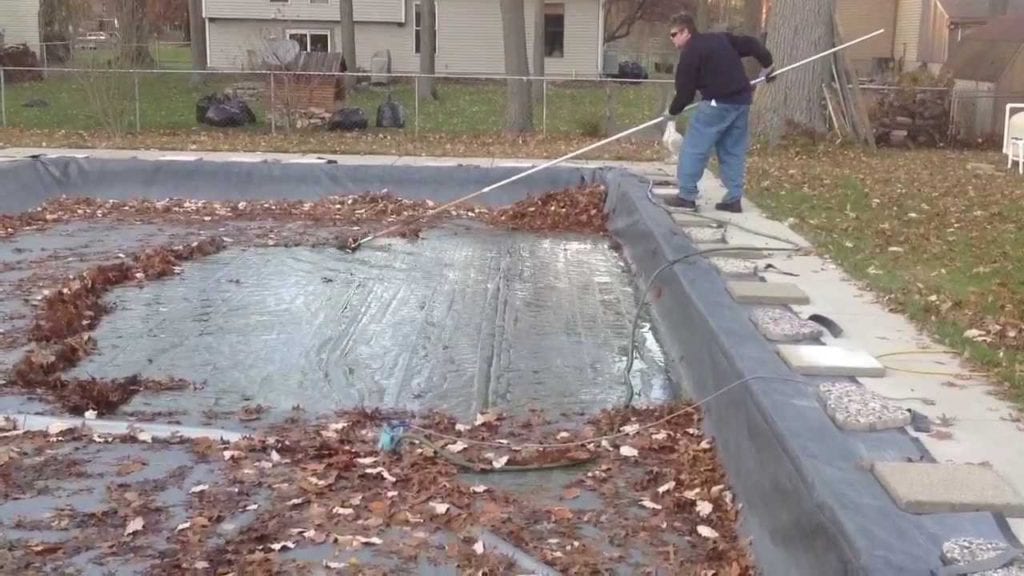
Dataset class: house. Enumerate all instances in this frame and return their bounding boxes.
[202,0,604,77]
[0,0,41,54]
[836,0,1024,77]
[945,13,1024,138]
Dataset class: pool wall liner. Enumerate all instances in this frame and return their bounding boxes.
[0,156,1017,575]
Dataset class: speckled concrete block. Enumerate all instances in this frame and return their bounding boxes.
[696,244,770,259]
[750,307,823,342]
[708,257,758,276]
[817,382,911,431]
[777,345,886,377]
[685,227,727,244]
[726,281,811,305]
[942,538,1024,576]
[872,462,1024,515]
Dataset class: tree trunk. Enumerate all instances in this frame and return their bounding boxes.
[499,0,533,134]
[116,0,154,67]
[339,0,357,91]
[417,0,437,101]
[695,0,710,31]
[188,0,207,82]
[531,0,545,104]
[741,0,763,78]
[750,0,835,143]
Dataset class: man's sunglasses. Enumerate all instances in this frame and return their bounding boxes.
[669,30,679,38]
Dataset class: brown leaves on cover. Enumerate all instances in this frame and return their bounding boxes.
[485,184,608,235]
[9,238,226,415]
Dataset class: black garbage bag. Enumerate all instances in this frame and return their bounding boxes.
[196,94,223,124]
[616,60,648,81]
[198,94,257,128]
[375,94,406,129]
[327,107,369,131]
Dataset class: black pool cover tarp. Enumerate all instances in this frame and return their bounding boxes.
[1,156,1020,575]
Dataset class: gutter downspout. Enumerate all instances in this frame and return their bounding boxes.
[203,0,212,70]
[597,0,605,77]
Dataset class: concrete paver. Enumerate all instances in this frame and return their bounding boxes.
[941,538,1024,575]
[726,281,810,305]
[777,344,886,377]
[818,381,912,431]
[749,307,823,342]
[684,227,726,244]
[873,462,1024,515]
[671,212,721,228]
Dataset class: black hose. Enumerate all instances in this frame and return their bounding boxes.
[622,246,801,407]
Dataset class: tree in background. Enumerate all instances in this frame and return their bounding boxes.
[751,0,835,142]
[146,0,188,37]
[114,0,154,66]
[39,0,91,63]
[188,0,207,72]
[531,0,545,104]
[417,0,439,101]
[339,0,357,91]
[602,0,678,44]
[499,0,533,134]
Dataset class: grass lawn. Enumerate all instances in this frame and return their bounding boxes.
[746,144,1024,402]
[2,72,673,136]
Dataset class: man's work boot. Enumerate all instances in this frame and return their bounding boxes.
[715,199,742,214]
[663,196,698,212]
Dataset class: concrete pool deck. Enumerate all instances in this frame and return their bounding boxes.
[2,147,1024,574]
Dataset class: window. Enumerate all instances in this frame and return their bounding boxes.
[287,30,331,52]
[413,1,438,55]
[310,0,328,3]
[544,3,564,58]
[270,0,288,3]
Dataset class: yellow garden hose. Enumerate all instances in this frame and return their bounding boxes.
[875,349,988,378]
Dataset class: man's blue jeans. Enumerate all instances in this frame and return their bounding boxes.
[677,101,751,203]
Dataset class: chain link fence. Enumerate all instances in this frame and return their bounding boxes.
[0,66,676,140]
[37,41,194,71]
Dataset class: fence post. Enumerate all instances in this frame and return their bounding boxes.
[542,78,547,136]
[134,73,141,133]
[155,40,161,69]
[1,67,6,128]
[414,76,420,137]
[270,72,276,135]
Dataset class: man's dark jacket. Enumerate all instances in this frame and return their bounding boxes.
[668,32,773,115]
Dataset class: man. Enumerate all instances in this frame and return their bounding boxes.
[664,13,774,213]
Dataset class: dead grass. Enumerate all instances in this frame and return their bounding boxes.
[746,144,1024,402]
[0,127,664,162]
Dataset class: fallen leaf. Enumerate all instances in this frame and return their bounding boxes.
[124,516,145,537]
[473,540,485,555]
[356,536,383,545]
[929,430,955,441]
[287,497,307,506]
[491,455,510,469]
[696,500,714,518]
[368,501,389,516]
[682,488,701,501]
[562,488,581,500]
[328,421,351,431]
[84,410,97,420]
[619,445,639,458]
[268,541,295,551]
[455,423,471,432]
[619,423,640,435]
[709,485,726,498]
[355,456,379,465]
[270,450,282,462]
[639,500,663,510]
[189,484,209,494]
[556,431,571,440]
[470,485,489,494]
[657,480,676,495]
[324,560,345,569]
[550,507,574,521]
[332,507,355,516]
[365,467,396,482]
[696,525,719,539]
[474,412,500,427]
[428,502,450,515]
[446,441,468,454]
[116,460,146,476]
[222,450,243,461]
[175,521,191,533]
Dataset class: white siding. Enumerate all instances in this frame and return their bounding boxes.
[207,0,602,76]
[894,0,924,66]
[0,0,41,53]
[206,0,405,24]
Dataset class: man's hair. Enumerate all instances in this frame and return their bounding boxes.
[670,12,697,34]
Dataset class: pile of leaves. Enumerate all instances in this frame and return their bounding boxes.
[0,128,665,162]
[486,184,608,235]
[1,186,610,239]
[0,44,43,83]
[0,403,753,574]
[9,238,225,415]
[747,144,1024,399]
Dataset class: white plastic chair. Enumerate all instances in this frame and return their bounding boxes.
[1004,104,1024,175]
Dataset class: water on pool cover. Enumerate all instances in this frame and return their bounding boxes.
[72,222,673,420]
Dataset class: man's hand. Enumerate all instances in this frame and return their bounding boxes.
[759,65,776,84]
